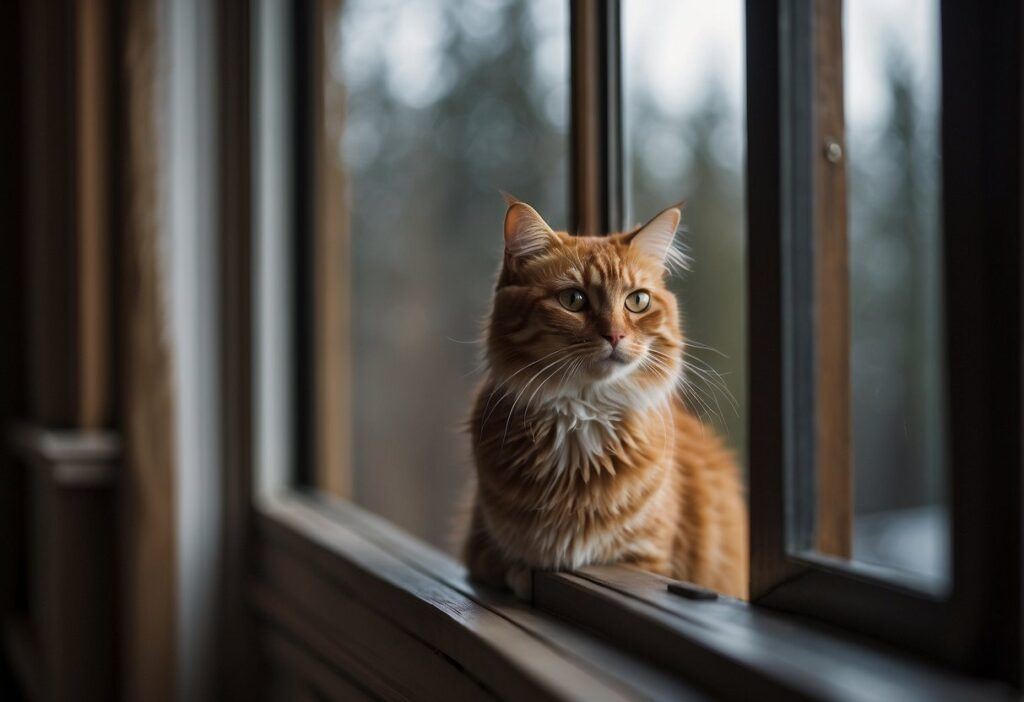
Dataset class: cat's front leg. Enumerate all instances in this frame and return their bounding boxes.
[505,563,533,601]
[465,534,509,592]
[464,504,534,600]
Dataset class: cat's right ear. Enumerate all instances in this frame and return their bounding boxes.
[504,202,556,264]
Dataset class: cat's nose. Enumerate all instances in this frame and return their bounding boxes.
[602,333,626,349]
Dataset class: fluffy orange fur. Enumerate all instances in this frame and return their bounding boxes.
[462,200,747,599]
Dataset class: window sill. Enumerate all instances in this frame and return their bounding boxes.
[252,492,1011,701]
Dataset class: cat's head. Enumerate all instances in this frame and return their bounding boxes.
[486,199,686,407]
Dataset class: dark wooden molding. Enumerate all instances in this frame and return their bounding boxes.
[939,0,1022,683]
[22,0,80,426]
[17,444,118,701]
[3,616,40,701]
[21,0,116,429]
[10,2,121,699]
[216,0,256,699]
[7,422,120,487]
[76,0,114,430]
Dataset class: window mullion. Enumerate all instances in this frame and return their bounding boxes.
[810,0,852,559]
[569,0,623,236]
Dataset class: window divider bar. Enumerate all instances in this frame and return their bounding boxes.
[569,0,623,236]
[810,0,852,559]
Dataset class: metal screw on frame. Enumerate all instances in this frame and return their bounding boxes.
[824,138,843,164]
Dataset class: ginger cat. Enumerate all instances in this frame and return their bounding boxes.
[463,199,747,600]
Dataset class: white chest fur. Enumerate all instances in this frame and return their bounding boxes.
[525,382,672,482]
[542,395,619,473]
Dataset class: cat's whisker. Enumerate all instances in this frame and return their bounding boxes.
[678,372,719,426]
[682,349,735,390]
[501,350,575,447]
[644,347,683,369]
[638,352,677,378]
[524,355,578,423]
[683,337,730,359]
[689,370,726,423]
[525,355,583,440]
[647,342,738,417]
[682,359,738,416]
[678,359,726,409]
[480,346,569,433]
[462,357,490,379]
[553,355,583,399]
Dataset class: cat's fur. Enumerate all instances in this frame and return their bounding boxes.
[462,200,747,599]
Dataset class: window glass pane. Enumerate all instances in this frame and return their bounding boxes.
[623,1,747,464]
[845,0,947,586]
[332,0,569,549]
[789,0,947,588]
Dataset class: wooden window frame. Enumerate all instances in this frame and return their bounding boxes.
[218,0,1020,698]
[747,0,1022,683]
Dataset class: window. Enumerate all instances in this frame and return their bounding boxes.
[240,0,1022,696]
[774,0,949,590]
[748,0,1020,679]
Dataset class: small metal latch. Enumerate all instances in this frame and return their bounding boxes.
[667,581,719,601]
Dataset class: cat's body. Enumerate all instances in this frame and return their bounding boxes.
[463,200,747,599]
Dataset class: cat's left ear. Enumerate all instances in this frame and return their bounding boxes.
[504,201,557,263]
[625,204,684,270]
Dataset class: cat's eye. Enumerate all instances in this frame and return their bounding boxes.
[558,288,587,312]
[625,290,651,313]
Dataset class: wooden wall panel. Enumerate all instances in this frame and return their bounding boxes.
[8,0,124,699]
[120,0,177,699]
[23,0,79,426]
[76,0,114,430]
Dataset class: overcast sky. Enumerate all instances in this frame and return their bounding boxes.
[623,0,939,129]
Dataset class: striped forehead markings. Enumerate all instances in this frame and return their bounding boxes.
[556,248,647,292]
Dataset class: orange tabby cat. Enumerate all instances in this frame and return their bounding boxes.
[463,199,747,600]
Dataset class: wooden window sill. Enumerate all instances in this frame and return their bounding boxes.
[536,568,1009,700]
[254,493,701,700]
[253,493,1011,701]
